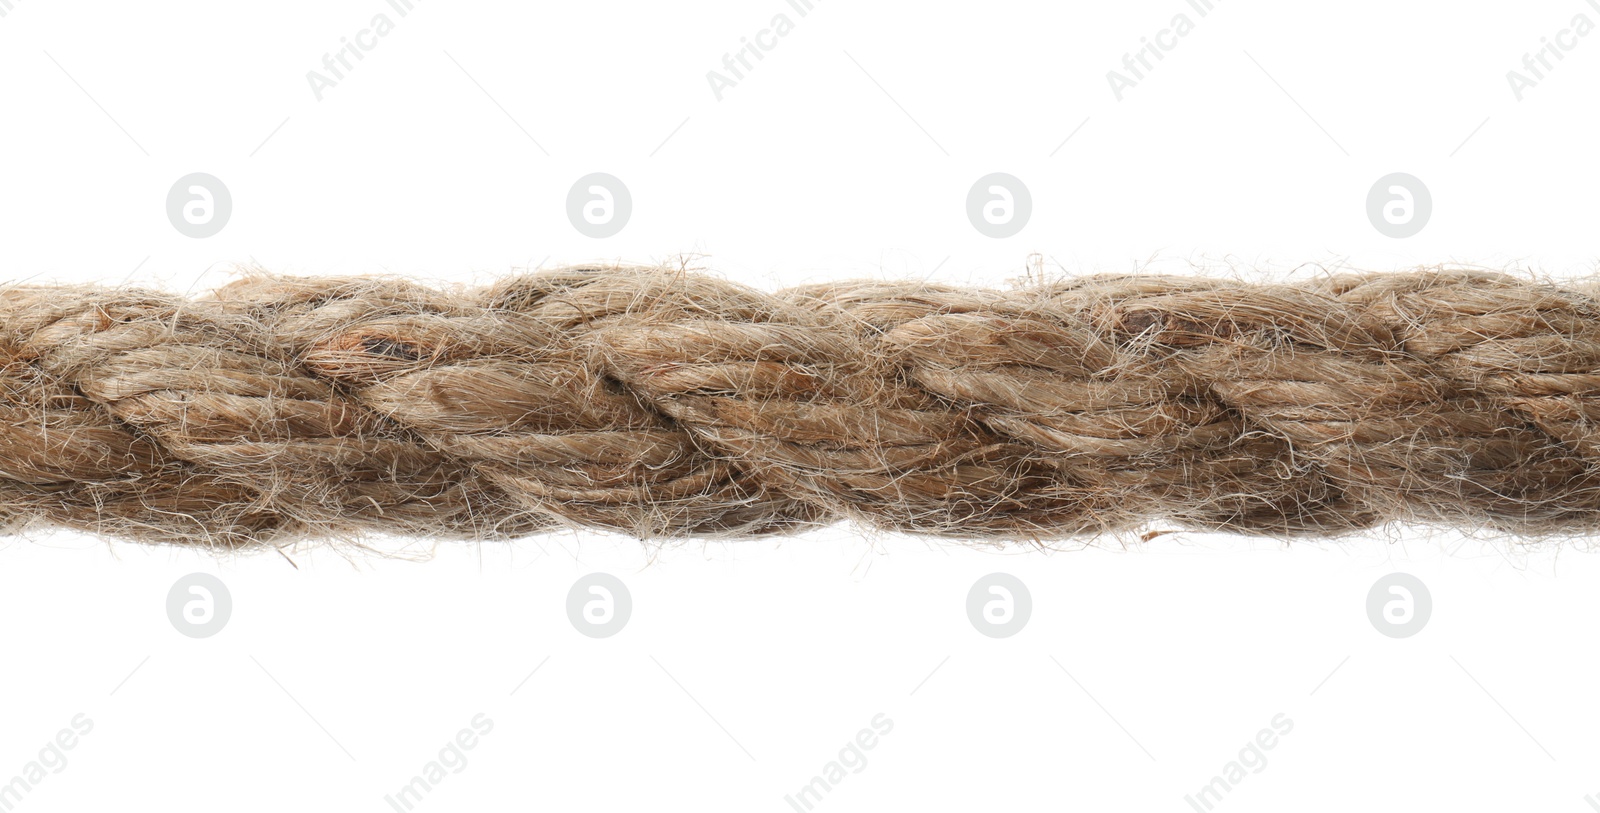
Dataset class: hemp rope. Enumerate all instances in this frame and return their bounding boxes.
[3,264,1599,548]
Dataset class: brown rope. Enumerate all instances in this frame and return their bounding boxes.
[4,264,1599,547]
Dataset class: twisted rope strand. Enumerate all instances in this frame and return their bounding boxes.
[4,265,1600,547]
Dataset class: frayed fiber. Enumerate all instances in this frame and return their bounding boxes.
[5,264,1600,548]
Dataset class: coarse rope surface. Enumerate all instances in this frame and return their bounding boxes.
[4,264,1600,548]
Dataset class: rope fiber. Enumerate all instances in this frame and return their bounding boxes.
[4,264,1599,547]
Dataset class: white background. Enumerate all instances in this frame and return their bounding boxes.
[2,0,1599,810]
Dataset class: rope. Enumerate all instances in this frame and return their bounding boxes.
[3,264,1598,547]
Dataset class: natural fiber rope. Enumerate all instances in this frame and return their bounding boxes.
[5,264,1600,547]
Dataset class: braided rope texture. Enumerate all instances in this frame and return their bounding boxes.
[4,264,1600,547]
